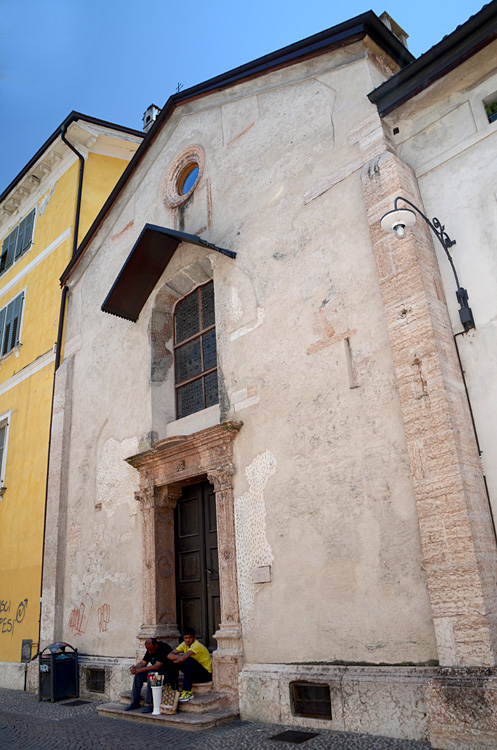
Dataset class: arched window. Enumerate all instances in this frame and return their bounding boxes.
[174,281,218,420]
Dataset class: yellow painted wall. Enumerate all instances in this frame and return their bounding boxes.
[0,147,134,663]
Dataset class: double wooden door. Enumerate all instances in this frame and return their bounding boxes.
[174,481,220,650]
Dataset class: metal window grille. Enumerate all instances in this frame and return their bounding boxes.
[290,682,332,720]
[174,281,218,419]
[86,668,105,693]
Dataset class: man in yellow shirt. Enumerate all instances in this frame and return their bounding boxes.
[166,627,212,702]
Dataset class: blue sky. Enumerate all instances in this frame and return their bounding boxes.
[0,0,487,191]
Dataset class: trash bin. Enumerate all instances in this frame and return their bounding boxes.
[39,642,79,702]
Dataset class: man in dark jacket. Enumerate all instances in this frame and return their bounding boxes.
[125,637,172,713]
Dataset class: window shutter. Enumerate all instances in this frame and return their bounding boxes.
[1,227,18,273]
[2,292,23,356]
[0,425,5,483]
[0,307,6,351]
[2,300,14,356]
[15,210,35,258]
[9,292,24,350]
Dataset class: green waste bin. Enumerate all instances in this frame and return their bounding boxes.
[39,642,79,702]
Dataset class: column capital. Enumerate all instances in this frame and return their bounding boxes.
[135,484,182,510]
[207,464,235,492]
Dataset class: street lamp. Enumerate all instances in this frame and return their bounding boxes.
[380,197,475,332]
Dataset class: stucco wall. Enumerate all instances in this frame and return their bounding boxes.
[53,40,437,667]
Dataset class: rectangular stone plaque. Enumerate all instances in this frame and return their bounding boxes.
[252,565,271,583]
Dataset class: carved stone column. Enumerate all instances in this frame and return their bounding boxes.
[136,484,182,645]
[208,466,243,707]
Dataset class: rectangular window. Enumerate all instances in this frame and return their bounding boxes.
[0,411,11,490]
[0,292,24,357]
[86,668,105,693]
[290,682,332,720]
[0,209,35,275]
[174,282,218,420]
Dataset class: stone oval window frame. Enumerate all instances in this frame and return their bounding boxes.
[163,145,205,208]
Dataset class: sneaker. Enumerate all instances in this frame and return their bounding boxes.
[124,703,140,711]
[179,690,193,702]
[141,705,153,713]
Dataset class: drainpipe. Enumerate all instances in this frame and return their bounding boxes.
[453,331,497,546]
[36,126,85,665]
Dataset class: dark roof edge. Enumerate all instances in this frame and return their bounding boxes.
[368,2,497,115]
[0,111,144,207]
[60,11,414,286]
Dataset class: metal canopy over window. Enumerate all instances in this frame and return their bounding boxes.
[101,224,236,322]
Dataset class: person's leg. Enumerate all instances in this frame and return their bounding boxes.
[130,671,147,707]
[180,659,212,692]
[162,660,180,689]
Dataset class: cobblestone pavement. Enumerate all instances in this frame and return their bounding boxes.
[0,688,432,750]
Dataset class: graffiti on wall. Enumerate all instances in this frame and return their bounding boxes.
[0,598,28,635]
[97,604,110,633]
[69,593,93,636]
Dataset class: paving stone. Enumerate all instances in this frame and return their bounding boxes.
[0,688,432,750]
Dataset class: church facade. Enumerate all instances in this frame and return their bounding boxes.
[40,6,497,748]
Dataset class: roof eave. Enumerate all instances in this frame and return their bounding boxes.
[369,2,497,116]
[0,111,144,207]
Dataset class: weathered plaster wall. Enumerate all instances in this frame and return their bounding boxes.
[52,40,437,670]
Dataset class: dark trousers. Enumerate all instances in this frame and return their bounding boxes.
[130,667,165,706]
[163,658,212,692]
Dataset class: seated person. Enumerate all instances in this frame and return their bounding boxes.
[125,637,172,713]
[165,627,212,702]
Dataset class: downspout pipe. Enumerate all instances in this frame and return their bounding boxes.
[60,124,85,260]
[453,331,497,547]
[37,127,85,662]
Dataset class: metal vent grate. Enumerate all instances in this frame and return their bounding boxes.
[86,668,105,693]
[290,681,332,720]
[270,730,320,744]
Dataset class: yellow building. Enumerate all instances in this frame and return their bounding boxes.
[0,113,142,687]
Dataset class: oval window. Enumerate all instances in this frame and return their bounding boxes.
[178,164,199,195]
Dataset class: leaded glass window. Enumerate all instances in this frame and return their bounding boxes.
[174,282,218,419]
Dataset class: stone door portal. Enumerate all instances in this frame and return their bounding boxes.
[128,421,243,708]
[175,481,220,650]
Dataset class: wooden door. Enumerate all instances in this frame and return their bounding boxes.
[174,481,220,650]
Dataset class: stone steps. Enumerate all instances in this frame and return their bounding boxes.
[119,680,213,705]
[96,702,238,730]
[99,680,238,730]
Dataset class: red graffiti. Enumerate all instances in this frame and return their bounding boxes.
[69,593,93,635]
[97,603,110,633]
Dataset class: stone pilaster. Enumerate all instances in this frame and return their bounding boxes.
[208,465,243,708]
[40,354,74,648]
[136,483,182,644]
[361,150,497,668]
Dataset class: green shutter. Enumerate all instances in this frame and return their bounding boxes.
[15,210,35,258]
[0,425,5,483]
[2,300,14,356]
[9,292,24,350]
[1,227,18,273]
[0,308,6,350]
[1,292,23,356]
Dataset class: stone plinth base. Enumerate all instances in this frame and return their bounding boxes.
[426,668,497,750]
[77,655,135,703]
[239,663,432,741]
[0,661,26,690]
[239,664,497,748]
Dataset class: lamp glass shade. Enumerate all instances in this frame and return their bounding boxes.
[380,208,416,235]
